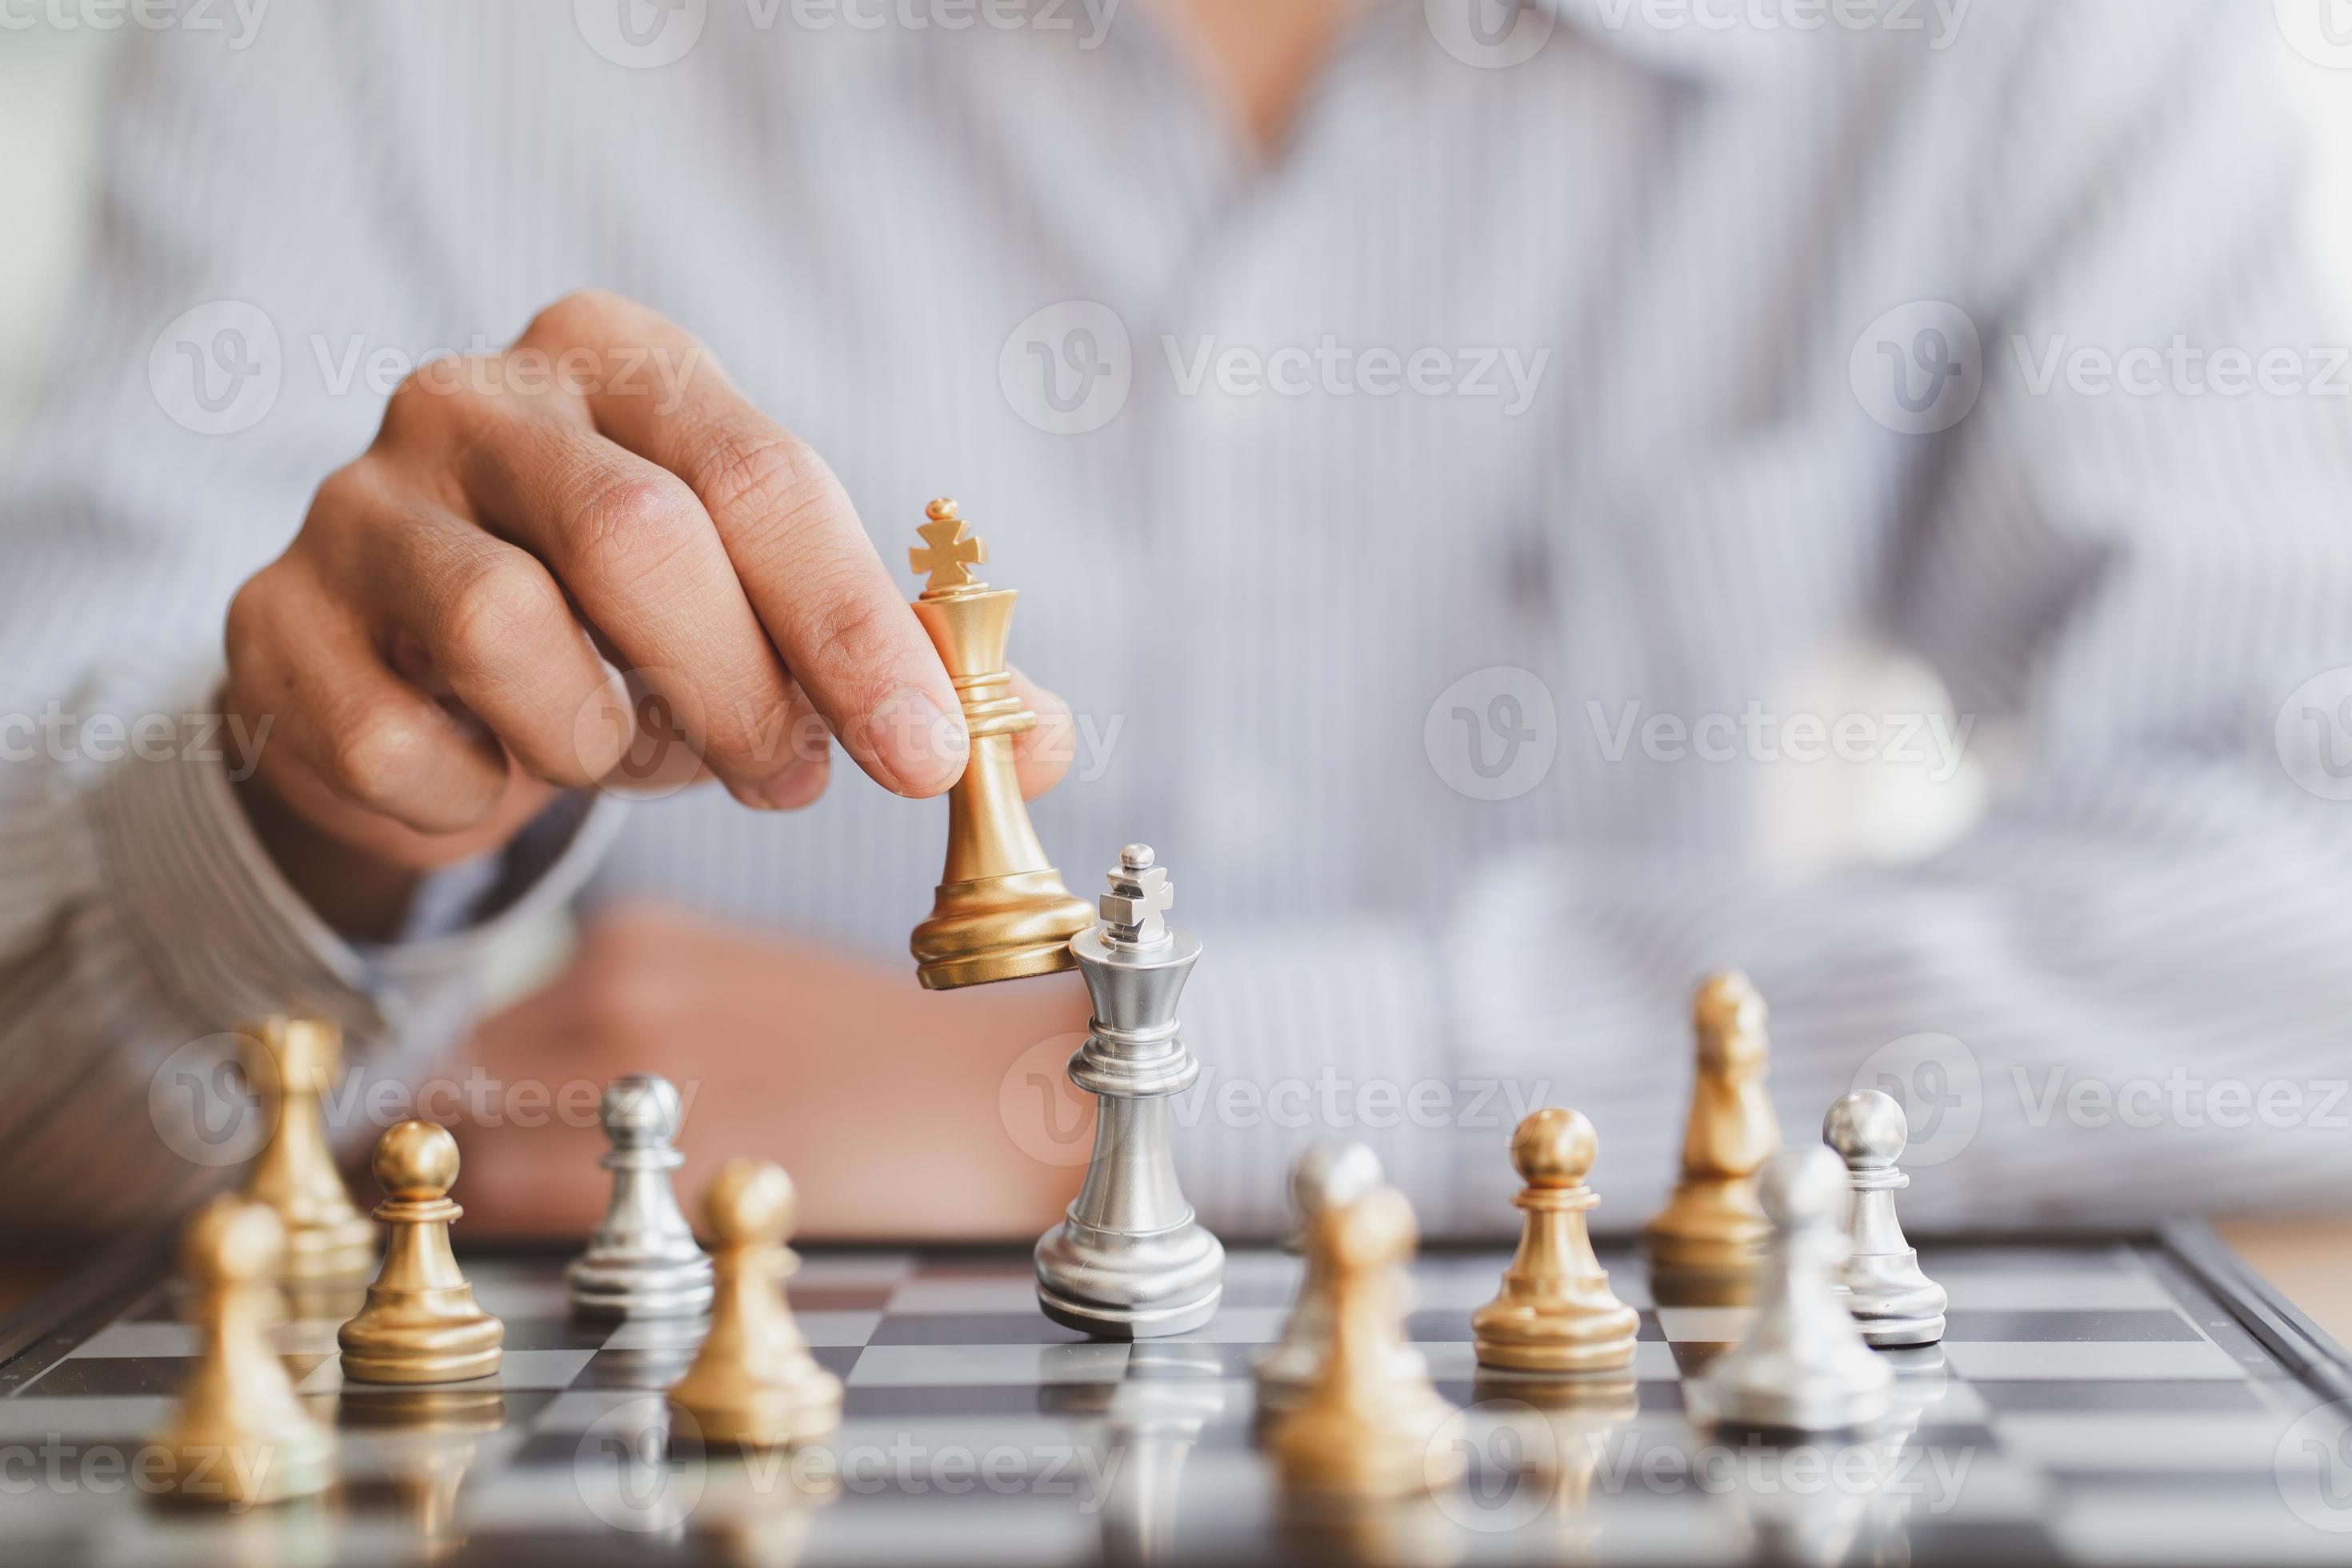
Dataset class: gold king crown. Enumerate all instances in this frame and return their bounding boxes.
[906,498,1093,990]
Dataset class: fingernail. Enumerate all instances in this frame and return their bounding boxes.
[870,686,968,795]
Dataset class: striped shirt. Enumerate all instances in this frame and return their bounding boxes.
[3,0,2350,1240]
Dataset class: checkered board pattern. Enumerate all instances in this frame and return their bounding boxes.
[3,1238,2348,1566]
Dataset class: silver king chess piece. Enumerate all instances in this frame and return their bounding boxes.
[1702,1146,1893,1433]
[1823,1090,1947,1346]
[1034,845,1226,1338]
[1255,1139,1430,1411]
[566,1074,714,1319]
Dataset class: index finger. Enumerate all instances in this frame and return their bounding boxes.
[523,293,969,799]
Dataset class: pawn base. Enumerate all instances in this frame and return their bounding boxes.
[669,1374,841,1452]
[1837,1250,1950,1348]
[1704,1350,1894,1436]
[566,1254,715,1321]
[1471,1301,1639,1375]
[1037,1275,1222,1340]
[1853,1309,1946,1349]
[338,1290,505,1386]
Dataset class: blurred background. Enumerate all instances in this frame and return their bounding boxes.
[5,18,2350,442]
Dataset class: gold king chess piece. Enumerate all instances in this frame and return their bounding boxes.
[905,498,1094,989]
[154,1194,336,1506]
[1642,972,1782,1284]
[1473,1108,1639,1374]
[337,1121,504,1384]
[238,1015,377,1284]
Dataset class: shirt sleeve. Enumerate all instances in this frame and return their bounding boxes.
[0,13,622,1237]
[1176,0,2352,1239]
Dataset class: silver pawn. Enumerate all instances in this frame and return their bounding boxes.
[1823,1090,1946,1346]
[1035,846,1225,1339]
[1702,1146,1893,1433]
[566,1074,714,1319]
[1254,1140,1430,1411]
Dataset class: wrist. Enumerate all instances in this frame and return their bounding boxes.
[230,766,422,940]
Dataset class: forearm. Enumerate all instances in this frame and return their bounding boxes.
[0,661,626,1239]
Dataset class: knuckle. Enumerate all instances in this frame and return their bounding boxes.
[438,559,568,676]
[222,568,286,662]
[319,706,431,809]
[306,462,379,527]
[380,362,486,442]
[523,289,639,349]
[570,471,703,582]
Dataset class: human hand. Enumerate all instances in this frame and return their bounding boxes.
[455,902,1094,1242]
[221,290,1068,935]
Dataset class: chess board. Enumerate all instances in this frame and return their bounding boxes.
[3,1227,2348,1566]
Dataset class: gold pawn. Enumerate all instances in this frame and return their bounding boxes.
[337,1121,503,1384]
[905,498,1094,989]
[1270,1186,1462,1498]
[153,1194,336,1506]
[1472,1108,1639,1374]
[1642,972,1781,1273]
[239,1015,378,1283]
[668,1159,842,1449]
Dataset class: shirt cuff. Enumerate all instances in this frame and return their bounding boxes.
[87,735,624,1045]
[1168,918,1452,1240]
